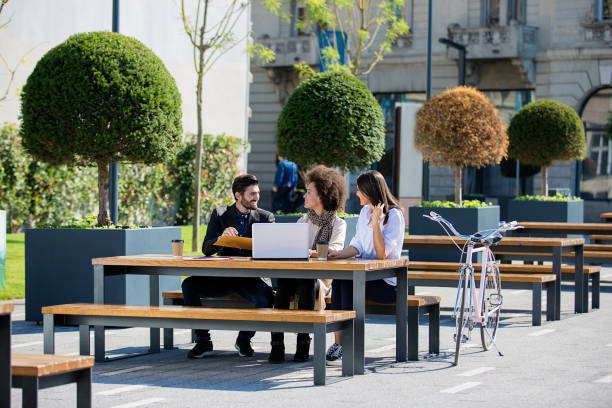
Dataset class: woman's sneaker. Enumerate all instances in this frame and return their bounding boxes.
[325,343,342,366]
[187,340,213,359]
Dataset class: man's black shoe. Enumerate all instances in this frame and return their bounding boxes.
[187,341,213,359]
[235,337,254,357]
[293,336,310,362]
[268,344,285,363]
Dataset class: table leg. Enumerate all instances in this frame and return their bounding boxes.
[396,267,408,362]
[1,314,10,408]
[574,244,585,313]
[552,247,561,320]
[93,265,105,363]
[76,368,92,408]
[43,314,54,354]
[149,275,160,353]
[352,271,365,375]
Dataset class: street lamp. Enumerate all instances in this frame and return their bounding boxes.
[109,0,120,225]
[438,38,466,86]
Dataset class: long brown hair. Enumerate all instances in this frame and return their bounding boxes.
[356,170,402,225]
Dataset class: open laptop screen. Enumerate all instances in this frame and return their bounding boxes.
[252,223,310,259]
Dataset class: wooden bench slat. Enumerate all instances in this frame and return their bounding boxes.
[589,235,612,241]
[321,295,441,307]
[42,304,355,323]
[408,261,600,274]
[0,301,14,314]
[12,354,94,377]
[408,271,556,283]
[493,250,612,259]
[162,291,245,302]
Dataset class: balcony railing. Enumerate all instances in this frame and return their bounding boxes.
[258,35,320,67]
[446,21,538,60]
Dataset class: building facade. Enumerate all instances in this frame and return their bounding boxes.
[248,0,612,220]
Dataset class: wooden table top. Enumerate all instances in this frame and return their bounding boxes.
[403,235,584,247]
[517,222,612,231]
[92,255,409,271]
[0,301,14,314]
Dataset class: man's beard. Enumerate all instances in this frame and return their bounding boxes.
[240,197,257,210]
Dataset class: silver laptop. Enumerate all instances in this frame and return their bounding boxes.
[252,223,310,259]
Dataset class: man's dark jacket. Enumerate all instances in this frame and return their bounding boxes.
[202,204,275,256]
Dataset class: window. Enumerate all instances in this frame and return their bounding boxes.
[399,0,413,33]
[508,0,527,24]
[483,0,501,26]
[482,0,526,26]
[290,1,309,36]
[595,0,612,21]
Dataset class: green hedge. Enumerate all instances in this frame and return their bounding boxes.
[1,123,243,231]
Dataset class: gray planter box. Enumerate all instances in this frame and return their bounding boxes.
[25,227,181,322]
[506,199,584,223]
[275,214,358,247]
[0,210,5,289]
[409,206,500,262]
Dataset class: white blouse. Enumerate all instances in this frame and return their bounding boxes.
[297,214,347,252]
[349,205,405,286]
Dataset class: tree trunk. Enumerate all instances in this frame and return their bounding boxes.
[192,59,205,252]
[541,165,548,197]
[97,162,111,227]
[454,167,462,205]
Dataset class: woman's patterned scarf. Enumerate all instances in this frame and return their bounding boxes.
[307,209,335,250]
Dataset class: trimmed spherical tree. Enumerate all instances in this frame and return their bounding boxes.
[276,71,385,173]
[507,99,585,197]
[415,86,507,204]
[20,31,182,226]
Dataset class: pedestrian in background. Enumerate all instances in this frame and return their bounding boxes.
[272,155,298,213]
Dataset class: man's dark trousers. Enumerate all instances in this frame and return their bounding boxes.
[181,276,274,342]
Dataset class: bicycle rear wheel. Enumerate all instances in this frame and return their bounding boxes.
[454,267,470,366]
[480,260,502,350]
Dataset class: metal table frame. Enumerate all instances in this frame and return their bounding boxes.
[91,262,409,376]
[12,369,91,408]
[1,309,11,408]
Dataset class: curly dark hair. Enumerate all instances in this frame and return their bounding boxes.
[305,165,346,212]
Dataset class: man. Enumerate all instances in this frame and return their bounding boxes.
[272,155,298,213]
[181,174,275,359]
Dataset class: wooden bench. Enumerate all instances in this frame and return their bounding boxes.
[42,303,355,386]
[600,212,612,223]
[12,354,93,408]
[407,270,556,326]
[408,261,601,310]
[163,290,441,362]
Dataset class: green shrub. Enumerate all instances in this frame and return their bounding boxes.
[507,99,584,196]
[168,134,247,225]
[276,71,385,173]
[515,193,580,202]
[20,31,182,226]
[420,200,493,208]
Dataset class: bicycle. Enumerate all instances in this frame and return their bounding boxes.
[423,211,522,365]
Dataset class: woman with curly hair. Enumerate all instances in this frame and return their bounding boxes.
[268,165,347,363]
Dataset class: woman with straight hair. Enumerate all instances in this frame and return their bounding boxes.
[268,165,347,363]
[325,169,405,365]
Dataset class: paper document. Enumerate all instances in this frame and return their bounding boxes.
[214,236,253,250]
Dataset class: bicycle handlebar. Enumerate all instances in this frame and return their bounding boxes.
[423,211,522,242]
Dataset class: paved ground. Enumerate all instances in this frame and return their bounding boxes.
[8,269,612,408]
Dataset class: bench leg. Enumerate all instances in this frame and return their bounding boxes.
[592,274,600,309]
[428,304,440,355]
[149,275,160,353]
[313,324,326,386]
[553,248,562,320]
[341,320,354,378]
[21,376,38,408]
[94,326,105,363]
[79,325,90,356]
[76,368,92,408]
[546,283,555,322]
[164,328,174,350]
[408,286,415,296]
[532,283,542,326]
[408,306,419,361]
[43,314,54,354]
[1,314,10,408]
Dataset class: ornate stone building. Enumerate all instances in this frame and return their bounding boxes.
[248,0,612,220]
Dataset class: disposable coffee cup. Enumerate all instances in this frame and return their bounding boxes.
[171,239,184,257]
[316,241,329,260]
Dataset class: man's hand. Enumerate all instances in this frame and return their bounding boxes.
[221,227,239,237]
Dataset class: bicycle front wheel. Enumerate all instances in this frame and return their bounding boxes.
[480,260,502,350]
[454,268,469,366]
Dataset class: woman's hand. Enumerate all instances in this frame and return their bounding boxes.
[309,249,317,258]
[328,247,359,259]
[327,249,340,259]
[371,203,385,225]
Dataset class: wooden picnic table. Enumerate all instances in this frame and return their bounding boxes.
[91,255,409,375]
[403,235,585,318]
[600,212,612,222]
[1,301,14,407]
[513,221,612,235]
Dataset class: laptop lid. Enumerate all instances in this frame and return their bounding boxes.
[252,223,310,259]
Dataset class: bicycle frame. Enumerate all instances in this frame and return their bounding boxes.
[454,241,500,325]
